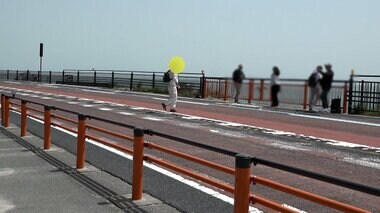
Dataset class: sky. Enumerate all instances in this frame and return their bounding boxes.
[0,0,379,80]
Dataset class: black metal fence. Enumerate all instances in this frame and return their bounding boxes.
[1,69,379,114]
[0,69,205,98]
[348,74,380,113]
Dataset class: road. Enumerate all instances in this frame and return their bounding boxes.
[1,81,379,213]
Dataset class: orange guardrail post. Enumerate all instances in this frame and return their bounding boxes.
[259,80,264,101]
[248,80,254,104]
[234,154,252,213]
[132,127,145,200]
[343,81,348,114]
[1,94,5,126]
[4,96,10,127]
[203,79,207,98]
[44,106,52,149]
[303,81,308,110]
[76,114,87,169]
[20,100,27,137]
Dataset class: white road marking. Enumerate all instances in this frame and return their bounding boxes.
[0,197,15,212]
[288,113,380,127]
[117,112,135,116]
[343,157,380,169]
[81,89,115,94]
[142,116,163,121]
[98,107,113,111]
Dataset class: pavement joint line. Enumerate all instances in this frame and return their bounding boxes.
[0,127,149,212]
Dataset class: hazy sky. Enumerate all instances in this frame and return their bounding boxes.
[1,0,379,79]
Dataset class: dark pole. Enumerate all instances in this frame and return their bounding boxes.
[348,70,354,113]
[39,43,43,74]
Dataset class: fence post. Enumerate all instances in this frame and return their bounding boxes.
[49,71,52,84]
[62,70,65,84]
[111,71,115,88]
[132,127,145,200]
[44,106,52,149]
[348,71,354,113]
[234,154,252,213]
[77,70,80,85]
[202,78,207,99]
[20,100,27,137]
[7,70,9,80]
[360,80,364,109]
[26,69,29,81]
[4,96,10,127]
[1,94,4,125]
[259,80,264,101]
[94,71,97,86]
[224,79,228,101]
[200,71,205,98]
[303,81,308,110]
[130,72,134,91]
[76,114,87,169]
[343,82,348,113]
[152,73,156,89]
[248,80,254,104]
[1,94,5,126]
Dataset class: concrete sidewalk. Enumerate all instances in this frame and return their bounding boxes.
[0,125,180,213]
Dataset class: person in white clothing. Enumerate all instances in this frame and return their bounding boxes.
[162,70,180,112]
[308,66,322,112]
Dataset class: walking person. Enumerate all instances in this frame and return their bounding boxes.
[232,64,245,103]
[308,66,322,112]
[319,64,334,112]
[270,66,281,107]
[162,70,180,112]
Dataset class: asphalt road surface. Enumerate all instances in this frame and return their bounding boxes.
[1,81,379,213]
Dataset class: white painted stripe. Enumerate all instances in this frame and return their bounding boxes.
[142,117,163,121]
[117,112,135,116]
[98,107,113,111]
[343,157,380,169]
[288,113,380,127]
[152,97,210,106]
[81,89,115,94]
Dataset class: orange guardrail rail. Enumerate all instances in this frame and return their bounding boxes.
[1,94,378,212]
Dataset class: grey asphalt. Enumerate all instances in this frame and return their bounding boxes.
[0,125,180,213]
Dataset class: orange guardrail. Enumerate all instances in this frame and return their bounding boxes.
[1,94,377,212]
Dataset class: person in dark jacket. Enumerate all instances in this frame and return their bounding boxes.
[319,64,334,112]
[232,64,245,103]
[270,66,281,107]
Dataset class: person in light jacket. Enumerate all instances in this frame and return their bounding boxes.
[162,70,180,112]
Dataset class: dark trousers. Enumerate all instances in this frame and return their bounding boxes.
[321,88,330,109]
[271,84,280,107]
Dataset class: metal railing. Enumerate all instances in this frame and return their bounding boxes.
[203,77,349,112]
[0,69,205,98]
[2,69,380,113]
[1,93,378,212]
[348,74,380,113]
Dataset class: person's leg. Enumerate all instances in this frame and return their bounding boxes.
[234,82,241,103]
[321,89,328,109]
[165,86,176,109]
[309,87,316,110]
[271,85,279,107]
[273,85,279,106]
